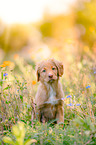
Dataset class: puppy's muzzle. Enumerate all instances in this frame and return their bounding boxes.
[48,73,53,79]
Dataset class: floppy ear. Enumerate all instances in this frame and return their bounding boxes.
[36,65,40,82]
[51,59,64,77]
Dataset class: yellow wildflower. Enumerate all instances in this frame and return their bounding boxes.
[32,81,36,85]
[3,61,11,66]
[0,61,15,69]
[0,64,6,67]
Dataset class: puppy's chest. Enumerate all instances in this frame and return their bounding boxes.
[48,86,57,104]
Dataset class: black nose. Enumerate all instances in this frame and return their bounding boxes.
[48,74,53,78]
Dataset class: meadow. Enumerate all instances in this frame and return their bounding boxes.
[0,1,96,144]
[0,48,96,145]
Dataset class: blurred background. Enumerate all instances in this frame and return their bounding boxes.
[0,0,96,71]
[0,1,96,141]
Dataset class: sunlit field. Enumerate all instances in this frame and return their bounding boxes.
[0,0,96,145]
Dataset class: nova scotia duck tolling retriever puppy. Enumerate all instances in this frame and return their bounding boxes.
[35,58,64,124]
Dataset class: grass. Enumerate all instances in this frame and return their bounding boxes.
[0,54,96,145]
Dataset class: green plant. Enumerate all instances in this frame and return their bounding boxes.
[2,121,37,145]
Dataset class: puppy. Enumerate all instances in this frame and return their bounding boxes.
[35,59,64,124]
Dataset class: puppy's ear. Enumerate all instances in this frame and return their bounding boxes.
[51,59,64,77]
[36,65,40,82]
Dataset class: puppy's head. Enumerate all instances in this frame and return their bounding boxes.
[36,59,64,83]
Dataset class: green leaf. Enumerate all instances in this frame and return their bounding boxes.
[24,139,37,145]
[2,136,14,144]
[12,125,20,137]
[1,72,3,80]
[3,86,11,90]
[0,79,3,86]
[5,100,9,104]
[20,95,23,102]
[93,93,96,97]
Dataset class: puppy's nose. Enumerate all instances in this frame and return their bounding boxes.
[48,73,53,78]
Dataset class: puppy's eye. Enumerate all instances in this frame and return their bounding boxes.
[52,67,55,70]
[42,69,46,72]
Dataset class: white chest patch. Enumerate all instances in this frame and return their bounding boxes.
[48,86,57,104]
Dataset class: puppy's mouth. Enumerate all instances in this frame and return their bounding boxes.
[48,78,55,83]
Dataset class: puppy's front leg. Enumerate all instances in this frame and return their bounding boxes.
[56,106,64,124]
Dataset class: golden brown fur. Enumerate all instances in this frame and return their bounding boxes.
[35,59,64,123]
